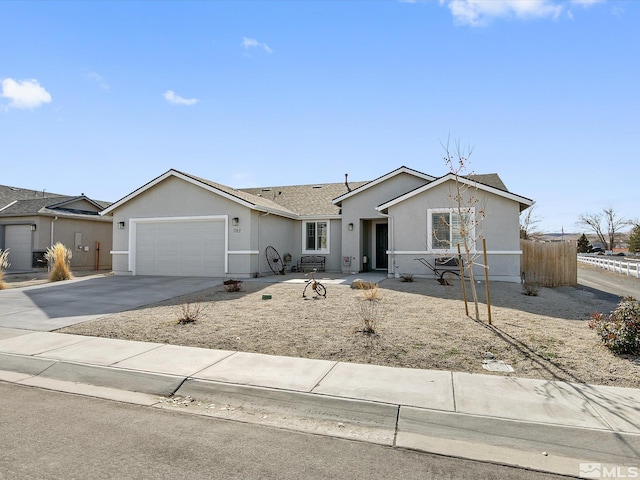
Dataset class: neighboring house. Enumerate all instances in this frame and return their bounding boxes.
[101,166,533,282]
[0,186,113,272]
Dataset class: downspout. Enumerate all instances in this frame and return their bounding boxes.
[257,212,270,276]
[378,211,394,277]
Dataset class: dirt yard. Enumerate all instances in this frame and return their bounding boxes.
[58,274,640,389]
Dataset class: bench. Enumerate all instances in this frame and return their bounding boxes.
[297,255,326,272]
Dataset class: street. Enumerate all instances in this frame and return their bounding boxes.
[577,263,640,300]
[0,382,566,480]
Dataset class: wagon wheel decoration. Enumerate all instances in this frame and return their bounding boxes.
[265,246,285,275]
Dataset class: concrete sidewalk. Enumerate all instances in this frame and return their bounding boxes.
[0,327,638,477]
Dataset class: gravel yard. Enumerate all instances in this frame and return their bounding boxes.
[57,273,640,389]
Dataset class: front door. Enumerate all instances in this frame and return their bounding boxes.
[375,223,388,269]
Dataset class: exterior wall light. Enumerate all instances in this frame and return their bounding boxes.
[31,224,37,231]
[118,221,125,229]
[348,223,354,231]
[232,217,239,226]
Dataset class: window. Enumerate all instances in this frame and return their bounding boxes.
[303,220,329,253]
[428,208,475,252]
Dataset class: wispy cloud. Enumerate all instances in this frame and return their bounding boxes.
[1,78,52,109]
[86,72,110,90]
[242,36,273,55]
[438,0,604,26]
[163,90,199,106]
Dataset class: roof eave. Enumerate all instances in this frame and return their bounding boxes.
[377,173,534,211]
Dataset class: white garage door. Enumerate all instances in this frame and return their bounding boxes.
[135,220,225,276]
[4,225,32,271]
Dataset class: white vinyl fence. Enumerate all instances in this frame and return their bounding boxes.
[578,255,640,279]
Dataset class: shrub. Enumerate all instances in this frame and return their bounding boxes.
[177,301,206,324]
[589,296,640,354]
[0,248,10,289]
[356,286,383,335]
[223,279,243,292]
[45,243,73,282]
[522,282,540,296]
[400,273,414,283]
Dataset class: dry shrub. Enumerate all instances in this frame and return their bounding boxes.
[356,286,383,335]
[45,243,72,282]
[351,280,376,290]
[177,301,206,324]
[223,279,243,292]
[400,273,414,283]
[361,283,381,301]
[522,282,540,296]
[0,248,10,290]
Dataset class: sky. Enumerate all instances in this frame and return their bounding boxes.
[1,0,638,233]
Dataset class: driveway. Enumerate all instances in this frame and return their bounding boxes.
[0,276,222,331]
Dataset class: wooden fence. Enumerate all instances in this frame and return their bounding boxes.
[520,239,577,287]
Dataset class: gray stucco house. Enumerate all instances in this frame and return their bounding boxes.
[101,166,533,282]
[0,186,113,272]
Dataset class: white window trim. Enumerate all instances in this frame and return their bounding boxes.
[302,220,330,254]
[427,208,476,254]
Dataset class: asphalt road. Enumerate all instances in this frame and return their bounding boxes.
[577,263,640,300]
[0,382,566,480]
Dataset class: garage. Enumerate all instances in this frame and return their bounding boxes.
[134,218,226,276]
[4,224,33,271]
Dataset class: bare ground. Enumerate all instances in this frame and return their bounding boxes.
[58,274,640,389]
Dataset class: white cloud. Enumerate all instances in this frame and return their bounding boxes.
[440,0,601,26]
[242,36,273,54]
[86,72,109,90]
[1,78,52,109]
[163,90,199,106]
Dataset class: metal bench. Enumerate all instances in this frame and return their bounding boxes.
[297,255,326,272]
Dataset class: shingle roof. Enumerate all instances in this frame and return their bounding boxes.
[176,171,299,217]
[466,174,508,192]
[0,185,65,210]
[0,193,110,217]
[240,181,368,216]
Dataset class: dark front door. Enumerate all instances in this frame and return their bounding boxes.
[375,223,388,269]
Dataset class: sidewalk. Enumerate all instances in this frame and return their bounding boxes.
[0,326,638,477]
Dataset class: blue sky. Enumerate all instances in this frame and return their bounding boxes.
[1,0,637,233]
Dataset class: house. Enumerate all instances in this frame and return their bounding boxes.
[102,166,533,282]
[0,186,113,272]
[101,166,533,282]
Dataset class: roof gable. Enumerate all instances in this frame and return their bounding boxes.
[377,173,533,212]
[101,169,298,218]
[332,166,436,205]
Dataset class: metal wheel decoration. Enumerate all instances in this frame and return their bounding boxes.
[265,246,285,275]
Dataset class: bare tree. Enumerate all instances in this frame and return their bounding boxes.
[519,205,541,240]
[576,208,631,250]
[441,139,487,321]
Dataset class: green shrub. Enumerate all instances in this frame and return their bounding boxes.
[589,296,640,354]
[45,243,73,282]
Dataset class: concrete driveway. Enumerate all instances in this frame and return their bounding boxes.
[0,276,222,331]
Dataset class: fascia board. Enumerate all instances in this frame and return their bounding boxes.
[377,174,534,211]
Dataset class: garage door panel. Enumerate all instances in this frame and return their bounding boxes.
[135,220,225,277]
[5,225,32,271]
